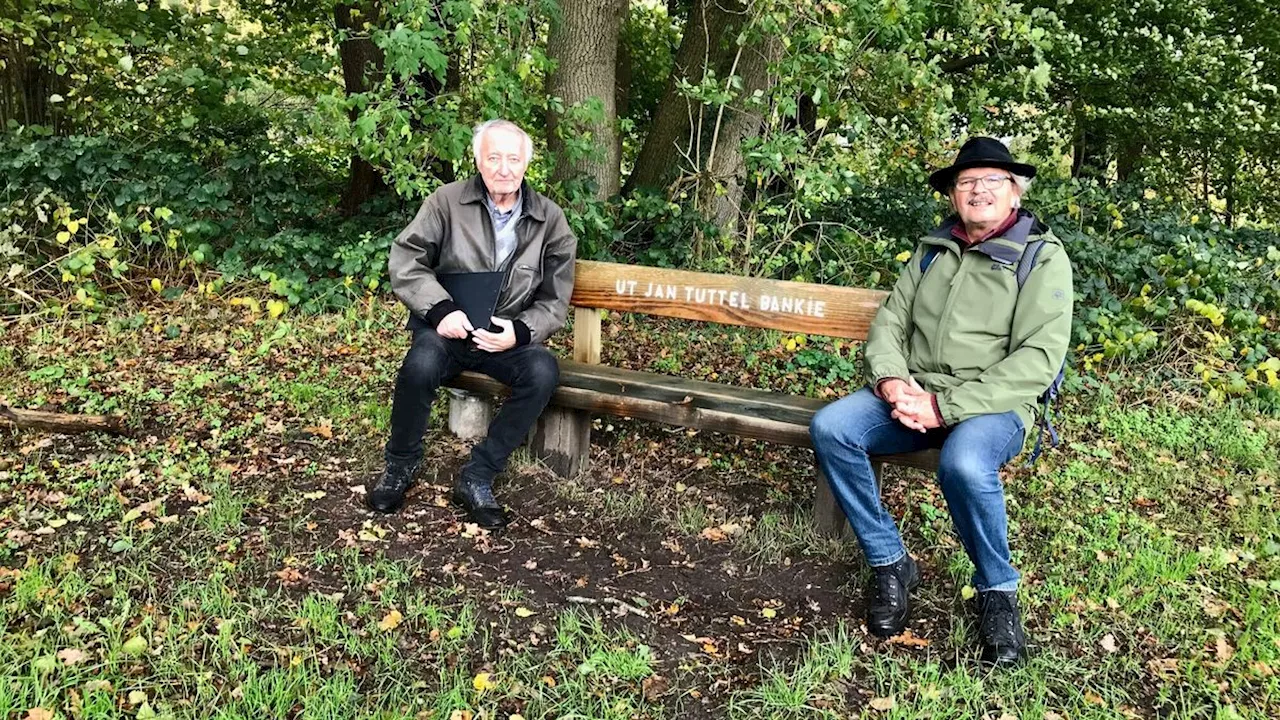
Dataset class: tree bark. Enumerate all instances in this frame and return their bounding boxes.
[545,0,628,200]
[624,0,745,194]
[336,2,388,216]
[698,31,780,254]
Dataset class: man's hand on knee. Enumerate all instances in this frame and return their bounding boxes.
[437,310,474,339]
[472,317,516,352]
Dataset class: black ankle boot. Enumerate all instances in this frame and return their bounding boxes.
[866,555,920,638]
[450,477,508,530]
[977,590,1026,666]
[366,462,418,514]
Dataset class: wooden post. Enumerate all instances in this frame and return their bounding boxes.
[813,464,853,540]
[531,306,599,477]
[447,388,492,439]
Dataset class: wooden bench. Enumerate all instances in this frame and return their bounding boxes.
[445,260,940,538]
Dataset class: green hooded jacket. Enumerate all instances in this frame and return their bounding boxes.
[863,210,1074,433]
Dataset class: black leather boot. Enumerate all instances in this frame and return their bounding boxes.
[450,476,508,530]
[977,589,1027,666]
[366,462,418,514]
[866,554,920,637]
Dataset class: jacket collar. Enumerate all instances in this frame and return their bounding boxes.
[928,209,1044,264]
[460,175,547,222]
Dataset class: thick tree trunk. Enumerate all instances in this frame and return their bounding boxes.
[624,0,744,194]
[336,2,388,216]
[1116,140,1143,183]
[698,32,780,254]
[545,0,628,200]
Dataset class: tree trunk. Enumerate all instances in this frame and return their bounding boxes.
[1,32,61,131]
[698,31,780,257]
[336,2,388,216]
[1071,119,1108,180]
[614,15,633,176]
[545,0,628,200]
[1116,140,1142,183]
[624,0,744,194]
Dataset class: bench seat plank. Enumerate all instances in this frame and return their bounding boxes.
[446,361,941,471]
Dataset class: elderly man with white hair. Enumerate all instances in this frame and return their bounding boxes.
[810,137,1073,665]
[369,119,577,530]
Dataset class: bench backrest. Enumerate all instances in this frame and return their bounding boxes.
[570,260,887,340]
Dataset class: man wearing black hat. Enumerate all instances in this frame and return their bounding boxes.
[810,137,1074,665]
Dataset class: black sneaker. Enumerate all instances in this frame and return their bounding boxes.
[977,590,1027,666]
[366,462,418,514]
[450,477,508,530]
[866,554,920,638]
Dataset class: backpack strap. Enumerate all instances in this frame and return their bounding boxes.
[920,245,944,275]
[1011,237,1065,465]
[1015,238,1046,289]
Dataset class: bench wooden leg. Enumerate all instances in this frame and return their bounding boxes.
[530,407,591,478]
[814,464,850,540]
[813,461,882,542]
[447,388,493,439]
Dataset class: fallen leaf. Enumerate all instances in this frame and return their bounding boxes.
[127,690,148,705]
[24,709,54,720]
[960,585,977,601]
[302,490,327,500]
[473,672,497,692]
[121,636,147,655]
[1100,633,1119,653]
[760,607,777,619]
[642,674,670,702]
[276,567,305,585]
[1214,634,1235,663]
[699,527,728,543]
[887,629,930,647]
[448,711,473,720]
[302,424,332,439]
[514,607,536,618]
[575,536,598,548]
[378,610,403,631]
[869,696,896,711]
[57,647,86,665]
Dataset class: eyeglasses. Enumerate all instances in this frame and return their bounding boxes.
[954,174,1013,192]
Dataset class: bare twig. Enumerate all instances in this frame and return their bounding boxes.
[566,595,650,618]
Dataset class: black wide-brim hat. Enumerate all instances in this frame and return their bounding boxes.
[928,137,1037,194]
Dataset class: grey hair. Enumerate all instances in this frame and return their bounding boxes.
[471,119,534,165]
[1011,173,1032,208]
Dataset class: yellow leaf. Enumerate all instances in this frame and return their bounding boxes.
[473,671,497,692]
[66,219,80,233]
[760,608,777,619]
[895,250,912,262]
[448,711,473,720]
[377,610,403,632]
[869,696,896,711]
[25,709,55,720]
[267,299,286,318]
[150,278,162,293]
[514,607,535,618]
[56,231,71,244]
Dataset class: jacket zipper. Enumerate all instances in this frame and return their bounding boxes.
[933,249,970,372]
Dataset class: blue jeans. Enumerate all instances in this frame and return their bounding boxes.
[810,387,1025,592]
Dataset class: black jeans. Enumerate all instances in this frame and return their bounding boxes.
[384,328,560,483]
